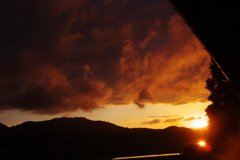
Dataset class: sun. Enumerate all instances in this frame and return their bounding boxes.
[198,141,206,146]
[192,118,208,128]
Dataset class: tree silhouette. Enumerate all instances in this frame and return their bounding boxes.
[205,58,240,152]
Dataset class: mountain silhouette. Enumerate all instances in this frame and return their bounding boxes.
[0,117,205,160]
[0,123,8,132]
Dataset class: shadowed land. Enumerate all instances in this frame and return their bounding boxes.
[0,117,207,160]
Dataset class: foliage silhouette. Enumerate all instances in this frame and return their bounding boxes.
[205,59,240,154]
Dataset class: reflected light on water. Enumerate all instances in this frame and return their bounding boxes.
[113,153,181,159]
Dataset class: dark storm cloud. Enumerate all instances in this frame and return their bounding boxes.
[0,0,113,114]
[0,0,210,114]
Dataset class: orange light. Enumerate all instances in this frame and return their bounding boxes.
[193,118,208,128]
[198,141,206,146]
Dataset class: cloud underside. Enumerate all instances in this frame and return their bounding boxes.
[183,116,202,121]
[142,119,161,125]
[0,0,210,114]
[142,115,196,125]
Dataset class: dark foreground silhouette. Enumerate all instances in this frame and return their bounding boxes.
[0,117,206,160]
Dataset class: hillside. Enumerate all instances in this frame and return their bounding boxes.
[0,117,205,160]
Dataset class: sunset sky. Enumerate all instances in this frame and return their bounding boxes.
[0,0,211,129]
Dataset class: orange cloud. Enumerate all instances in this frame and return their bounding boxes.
[142,119,160,125]
[183,117,196,121]
[163,117,183,123]
[134,88,153,108]
[109,14,210,107]
[0,0,210,114]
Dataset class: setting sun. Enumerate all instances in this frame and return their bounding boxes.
[192,118,208,128]
[198,141,206,146]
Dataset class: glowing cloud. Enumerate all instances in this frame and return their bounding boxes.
[142,119,161,125]
[0,0,210,114]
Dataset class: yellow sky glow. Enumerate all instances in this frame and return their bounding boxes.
[0,102,210,129]
[191,118,209,129]
[75,101,211,129]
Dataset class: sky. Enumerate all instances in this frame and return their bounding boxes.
[0,0,211,129]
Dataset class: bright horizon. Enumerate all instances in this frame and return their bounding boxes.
[0,101,210,129]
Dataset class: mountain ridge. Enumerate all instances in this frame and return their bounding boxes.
[0,117,206,160]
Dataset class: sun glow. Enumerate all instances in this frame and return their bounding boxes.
[192,118,208,128]
[198,141,206,146]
